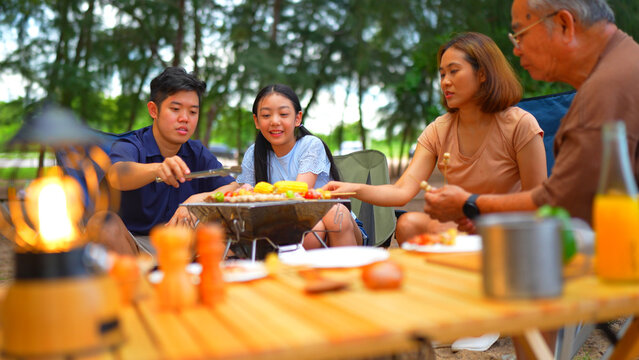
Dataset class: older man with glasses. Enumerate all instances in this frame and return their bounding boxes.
[424,0,639,229]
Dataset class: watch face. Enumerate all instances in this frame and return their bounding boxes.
[463,196,480,219]
[463,204,475,218]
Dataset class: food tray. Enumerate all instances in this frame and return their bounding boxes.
[184,199,347,246]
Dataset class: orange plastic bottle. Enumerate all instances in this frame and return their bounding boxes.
[593,122,639,281]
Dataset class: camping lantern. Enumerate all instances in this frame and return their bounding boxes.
[0,104,123,358]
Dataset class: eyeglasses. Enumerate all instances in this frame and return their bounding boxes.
[508,11,558,48]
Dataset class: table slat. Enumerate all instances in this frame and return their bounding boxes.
[118,306,160,360]
[137,298,206,359]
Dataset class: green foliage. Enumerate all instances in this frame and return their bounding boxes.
[0,99,25,146]
[0,0,638,161]
[322,122,363,152]
[209,106,256,156]
[0,167,38,180]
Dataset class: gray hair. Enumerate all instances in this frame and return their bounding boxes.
[527,0,615,27]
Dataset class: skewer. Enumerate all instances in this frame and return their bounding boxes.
[442,152,450,185]
[420,181,433,192]
[328,192,357,197]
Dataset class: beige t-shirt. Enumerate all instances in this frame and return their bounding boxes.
[417,107,543,194]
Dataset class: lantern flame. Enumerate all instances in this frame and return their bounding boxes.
[9,167,86,252]
[38,182,77,251]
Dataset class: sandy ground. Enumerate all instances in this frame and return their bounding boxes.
[0,236,13,282]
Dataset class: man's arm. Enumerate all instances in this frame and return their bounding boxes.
[423,185,538,222]
[477,191,538,213]
[108,155,191,190]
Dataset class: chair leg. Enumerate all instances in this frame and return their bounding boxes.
[605,316,639,360]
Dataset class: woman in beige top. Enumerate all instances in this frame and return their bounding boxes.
[323,32,547,244]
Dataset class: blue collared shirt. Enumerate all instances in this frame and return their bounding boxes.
[110,126,234,235]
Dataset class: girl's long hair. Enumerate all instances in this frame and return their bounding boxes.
[252,84,341,183]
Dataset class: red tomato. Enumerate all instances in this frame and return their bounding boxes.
[408,233,430,245]
[304,190,321,199]
[408,233,443,246]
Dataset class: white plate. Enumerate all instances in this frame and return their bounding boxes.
[221,260,268,282]
[148,263,202,284]
[148,261,267,284]
[401,235,482,253]
[279,246,389,268]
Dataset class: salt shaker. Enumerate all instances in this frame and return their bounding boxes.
[150,226,197,310]
[196,223,226,306]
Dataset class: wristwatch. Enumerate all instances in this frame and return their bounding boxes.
[462,194,480,219]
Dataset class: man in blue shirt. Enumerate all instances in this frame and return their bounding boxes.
[102,67,237,254]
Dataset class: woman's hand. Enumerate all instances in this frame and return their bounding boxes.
[321,181,360,198]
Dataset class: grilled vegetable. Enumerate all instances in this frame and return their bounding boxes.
[273,181,308,194]
[254,181,275,194]
[536,205,577,264]
[304,189,321,199]
[213,191,225,202]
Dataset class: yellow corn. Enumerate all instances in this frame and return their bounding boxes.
[273,181,308,194]
[254,181,275,194]
[317,189,331,199]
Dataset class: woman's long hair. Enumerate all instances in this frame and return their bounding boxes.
[437,32,522,114]
[252,84,341,183]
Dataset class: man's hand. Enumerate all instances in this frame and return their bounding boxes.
[167,206,196,228]
[423,184,469,222]
[455,217,476,234]
[157,155,191,188]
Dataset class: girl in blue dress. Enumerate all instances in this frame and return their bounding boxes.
[237,84,364,249]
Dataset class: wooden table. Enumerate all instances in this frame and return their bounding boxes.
[2,249,639,360]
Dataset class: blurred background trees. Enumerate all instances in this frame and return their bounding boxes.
[1,0,637,173]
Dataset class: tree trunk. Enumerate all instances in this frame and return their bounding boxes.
[235,93,245,166]
[126,66,151,131]
[50,0,71,105]
[173,0,185,66]
[192,0,201,75]
[336,81,352,152]
[79,0,96,121]
[397,124,411,176]
[357,73,367,149]
[202,103,218,147]
[271,0,282,43]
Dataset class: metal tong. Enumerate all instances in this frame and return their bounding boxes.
[155,165,242,183]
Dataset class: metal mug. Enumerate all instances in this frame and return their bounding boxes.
[477,212,563,299]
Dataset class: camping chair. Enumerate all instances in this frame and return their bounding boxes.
[333,149,396,247]
[516,90,576,176]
